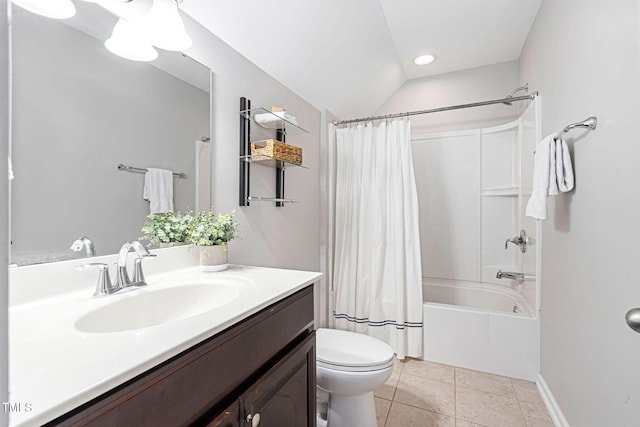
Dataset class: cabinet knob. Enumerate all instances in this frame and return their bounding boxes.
[246,412,261,427]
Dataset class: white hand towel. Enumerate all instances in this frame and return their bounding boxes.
[526,133,557,220]
[554,137,574,192]
[143,168,174,214]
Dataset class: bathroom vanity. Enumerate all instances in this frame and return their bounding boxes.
[8,247,321,426]
[51,286,315,426]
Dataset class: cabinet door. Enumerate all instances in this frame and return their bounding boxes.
[240,333,316,427]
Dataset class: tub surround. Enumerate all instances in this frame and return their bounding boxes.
[8,246,322,426]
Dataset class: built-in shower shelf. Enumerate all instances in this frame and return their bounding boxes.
[481,186,519,197]
[481,186,533,197]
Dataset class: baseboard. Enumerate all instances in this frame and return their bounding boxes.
[537,374,570,427]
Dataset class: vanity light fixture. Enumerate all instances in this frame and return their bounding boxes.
[105,18,159,62]
[414,54,437,66]
[10,0,76,19]
[143,0,192,51]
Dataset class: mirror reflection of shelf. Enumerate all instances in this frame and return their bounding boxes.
[239,107,309,135]
[240,154,308,169]
[246,196,300,204]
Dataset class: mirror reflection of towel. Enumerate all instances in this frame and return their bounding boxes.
[143,168,174,214]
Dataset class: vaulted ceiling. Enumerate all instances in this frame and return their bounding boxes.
[182,0,542,118]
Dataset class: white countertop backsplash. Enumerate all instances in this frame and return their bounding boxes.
[8,246,322,426]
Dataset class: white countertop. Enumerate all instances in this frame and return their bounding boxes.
[8,247,322,426]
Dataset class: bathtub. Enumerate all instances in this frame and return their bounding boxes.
[422,279,540,381]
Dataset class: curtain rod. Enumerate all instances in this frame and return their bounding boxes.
[332,92,538,126]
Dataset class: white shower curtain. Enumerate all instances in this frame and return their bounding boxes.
[332,119,423,359]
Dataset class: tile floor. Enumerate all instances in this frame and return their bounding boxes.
[374,358,554,427]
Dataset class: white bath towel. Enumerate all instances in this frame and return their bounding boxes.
[555,137,574,192]
[143,168,174,214]
[526,133,575,220]
[526,133,557,220]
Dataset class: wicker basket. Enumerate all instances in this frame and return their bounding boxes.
[250,139,302,165]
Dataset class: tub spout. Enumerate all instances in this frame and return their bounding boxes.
[496,270,525,282]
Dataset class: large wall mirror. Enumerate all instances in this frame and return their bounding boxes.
[10,4,211,266]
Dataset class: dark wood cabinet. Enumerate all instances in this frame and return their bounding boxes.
[48,285,315,427]
[240,333,315,427]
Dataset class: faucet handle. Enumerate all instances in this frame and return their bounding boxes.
[504,229,528,253]
[76,263,120,297]
[132,253,157,286]
[131,240,155,286]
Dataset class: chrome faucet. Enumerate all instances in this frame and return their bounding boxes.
[70,236,96,257]
[114,240,156,289]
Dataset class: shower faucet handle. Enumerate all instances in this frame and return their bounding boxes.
[505,229,528,253]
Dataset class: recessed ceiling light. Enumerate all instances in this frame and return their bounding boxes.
[414,54,437,66]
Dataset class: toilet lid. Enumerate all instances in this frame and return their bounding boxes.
[316,328,394,372]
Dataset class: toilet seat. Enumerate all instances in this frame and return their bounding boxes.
[316,328,394,372]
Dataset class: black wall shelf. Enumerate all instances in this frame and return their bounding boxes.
[239,97,308,207]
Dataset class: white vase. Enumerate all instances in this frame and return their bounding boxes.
[198,245,228,272]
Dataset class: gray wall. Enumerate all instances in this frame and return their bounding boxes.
[183,14,321,272]
[11,12,209,259]
[1,2,8,425]
[519,0,640,425]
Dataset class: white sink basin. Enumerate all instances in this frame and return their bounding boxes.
[75,283,240,333]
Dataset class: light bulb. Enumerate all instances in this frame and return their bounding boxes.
[143,0,192,51]
[11,0,76,19]
[414,54,437,66]
[105,19,158,62]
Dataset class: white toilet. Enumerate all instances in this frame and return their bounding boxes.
[315,328,395,427]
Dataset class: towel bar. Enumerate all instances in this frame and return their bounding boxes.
[117,163,186,179]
